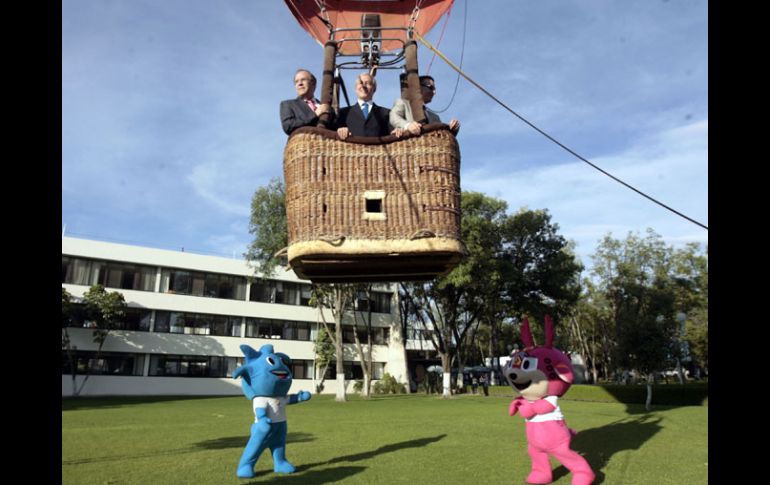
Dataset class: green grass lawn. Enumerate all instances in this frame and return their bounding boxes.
[62,393,707,484]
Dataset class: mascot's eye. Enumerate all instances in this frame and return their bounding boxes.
[266,357,275,366]
[281,357,291,366]
[522,357,538,370]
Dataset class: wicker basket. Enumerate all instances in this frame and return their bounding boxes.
[283,124,466,282]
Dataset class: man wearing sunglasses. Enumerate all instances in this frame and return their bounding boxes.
[390,75,461,137]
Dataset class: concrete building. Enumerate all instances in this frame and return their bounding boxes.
[61,236,408,396]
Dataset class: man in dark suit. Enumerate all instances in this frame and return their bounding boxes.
[335,73,394,140]
[279,69,332,135]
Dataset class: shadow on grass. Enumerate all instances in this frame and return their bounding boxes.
[240,434,447,482]
[196,432,316,451]
[597,382,708,413]
[551,416,663,484]
[61,395,233,411]
[63,433,316,466]
[320,434,447,466]
[242,465,367,484]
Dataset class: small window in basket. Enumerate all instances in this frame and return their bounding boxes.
[366,199,382,213]
[362,190,386,221]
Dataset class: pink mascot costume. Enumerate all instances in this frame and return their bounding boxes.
[503,315,594,485]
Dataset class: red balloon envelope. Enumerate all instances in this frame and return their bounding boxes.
[284,0,454,55]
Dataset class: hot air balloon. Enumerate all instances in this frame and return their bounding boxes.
[282,0,465,283]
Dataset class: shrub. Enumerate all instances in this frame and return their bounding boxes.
[373,373,406,394]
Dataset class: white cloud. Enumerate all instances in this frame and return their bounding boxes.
[463,118,708,269]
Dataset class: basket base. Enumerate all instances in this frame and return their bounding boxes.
[289,252,464,283]
[286,237,466,283]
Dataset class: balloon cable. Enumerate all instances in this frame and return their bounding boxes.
[414,32,707,231]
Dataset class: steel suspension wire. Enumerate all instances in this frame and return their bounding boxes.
[430,0,467,114]
[425,4,451,73]
[414,32,708,231]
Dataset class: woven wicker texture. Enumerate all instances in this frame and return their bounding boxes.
[284,125,461,245]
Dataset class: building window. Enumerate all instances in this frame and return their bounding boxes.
[244,318,311,341]
[160,269,246,301]
[154,311,241,337]
[373,362,385,380]
[122,307,152,331]
[95,261,156,291]
[354,291,392,314]
[148,355,242,377]
[62,257,95,285]
[249,280,275,303]
[61,351,145,376]
[64,303,91,328]
[283,321,311,341]
[341,325,388,344]
[300,285,312,305]
[290,360,313,379]
[246,318,282,339]
[373,326,390,345]
[62,256,156,291]
[372,292,391,313]
[322,361,386,380]
[249,281,312,306]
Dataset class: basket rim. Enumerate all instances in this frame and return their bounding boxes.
[287,122,455,146]
[287,237,467,262]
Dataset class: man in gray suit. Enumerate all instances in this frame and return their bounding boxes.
[279,69,332,135]
[390,75,460,137]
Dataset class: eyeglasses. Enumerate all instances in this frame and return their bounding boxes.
[420,84,436,90]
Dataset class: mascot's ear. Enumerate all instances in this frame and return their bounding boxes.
[258,344,275,356]
[520,318,535,348]
[554,362,574,384]
[240,344,261,362]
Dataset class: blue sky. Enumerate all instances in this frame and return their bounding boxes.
[62,0,708,274]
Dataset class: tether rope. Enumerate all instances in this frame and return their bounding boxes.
[415,32,707,231]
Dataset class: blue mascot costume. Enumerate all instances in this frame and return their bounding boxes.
[232,344,311,479]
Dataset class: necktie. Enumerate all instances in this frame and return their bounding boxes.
[306,99,317,111]
[362,103,369,118]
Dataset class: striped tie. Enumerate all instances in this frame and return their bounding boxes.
[307,99,317,111]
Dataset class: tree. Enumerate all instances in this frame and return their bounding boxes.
[401,192,509,397]
[590,229,685,409]
[247,178,384,403]
[351,285,377,398]
[499,208,583,324]
[566,279,615,383]
[670,243,708,375]
[312,325,335,393]
[62,284,127,396]
[684,306,708,372]
[400,194,583,398]
[400,281,456,398]
[246,177,288,277]
[311,283,356,402]
[62,288,76,388]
